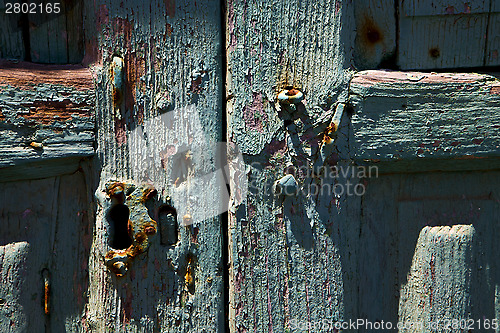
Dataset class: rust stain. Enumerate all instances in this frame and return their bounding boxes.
[166,23,173,37]
[429,47,440,59]
[42,269,50,315]
[104,182,158,277]
[124,52,146,117]
[184,254,195,294]
[19,100,91,125]
[358,16,383,50]
[190,226,199,244]
[490,84,500,95]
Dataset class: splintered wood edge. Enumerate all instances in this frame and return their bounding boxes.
[349,70,500,172]
[0,60,94,90]
[351,69,500,88]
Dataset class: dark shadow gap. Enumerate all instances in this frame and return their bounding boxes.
[219,0,230,331]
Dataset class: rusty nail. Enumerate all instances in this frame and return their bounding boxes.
[30,141,43,149]
[42,269,50,315]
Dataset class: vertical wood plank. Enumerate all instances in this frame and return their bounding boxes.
[398,0,490,69]
[0,0,25,59]
[29,0,84,63]
[226,1,358,332]
[65,0,84,64]
[84,0,225,331]
[0,177,59,332]
[359,171,500,332]
[0,242,30,332]
[399,225,476,332]
[486,1,500,66]
[49,172,91,332]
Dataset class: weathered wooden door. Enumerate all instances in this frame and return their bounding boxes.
[1,0,500,332]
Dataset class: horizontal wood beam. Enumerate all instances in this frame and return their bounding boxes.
[349,70,500,173]
[0,60,95,181]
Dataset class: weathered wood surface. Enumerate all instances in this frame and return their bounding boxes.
[359,171,500,332]
[0,60,95,182]
[398,0,496,69]
[83,0,225,332]
[0,172,92,332]
[486,2,500,66]
[350,70,500,173]
[0,0,25,60]
[225,0,361,332]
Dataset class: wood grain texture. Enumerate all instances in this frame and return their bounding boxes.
[0,172,91,332]
[0,0,25,60]
[353,0,396,69]
[486,8,500,67]
[359,171,500,333]
[398,0,491,69]
[83,0,225,331]
[29,0,84,64]
[225,1,359,332]
[350,70,500,173]
[0,60,95,182]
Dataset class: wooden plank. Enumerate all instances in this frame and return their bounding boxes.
[83,0,225,331]
[0,0,25,59]
[0,177,60,332]
[398,0,490,69]
[48,172,91,332]
[226,0,359,331]
[349,70,500,172]
[0,242,30,332]
[486,10,500,66]
[0,173,92,332]
[398,15,488,69]
[0,60,95,181]
[359,171,500,332]
[29,0,68,63]
[400,0,490,17]
[65,0,84,63]
[354,0,396,69]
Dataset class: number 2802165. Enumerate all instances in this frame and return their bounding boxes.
[5,3,61,14]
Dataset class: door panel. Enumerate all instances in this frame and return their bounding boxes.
[0,172,91,332]
[359,171,500,332]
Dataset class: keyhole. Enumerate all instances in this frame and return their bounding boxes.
[108,204,132,250]
[158,205,178,246]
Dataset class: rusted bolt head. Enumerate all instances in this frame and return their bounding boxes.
[106,182,125,197]
[112,261,127,277]
[144,225,156,235]
[278,88,304,104]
